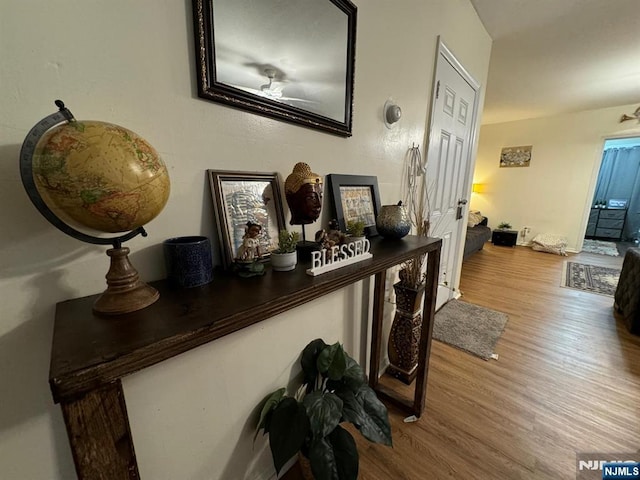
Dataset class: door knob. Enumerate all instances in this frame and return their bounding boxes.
[456,199,468,219]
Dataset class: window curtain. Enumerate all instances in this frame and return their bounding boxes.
[594,146,640,241]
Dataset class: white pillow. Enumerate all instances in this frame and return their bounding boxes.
[531,233,568,256]
[468,210,484,228]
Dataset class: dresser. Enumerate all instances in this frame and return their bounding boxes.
[586,208,627,240]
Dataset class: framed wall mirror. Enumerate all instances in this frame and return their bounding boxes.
[192,0,357,137]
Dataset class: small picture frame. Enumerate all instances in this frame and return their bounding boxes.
[207,170,286,270]
[500,145,532,167]
[327,174,382,236]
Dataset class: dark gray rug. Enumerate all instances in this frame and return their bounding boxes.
[561,261,620,296]
[433,299,508,360]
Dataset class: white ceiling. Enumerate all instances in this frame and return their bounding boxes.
[469,0,640,125]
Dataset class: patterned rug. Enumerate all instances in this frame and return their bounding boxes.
[433,299,508,360]
[561,261,621,296]
[582,239,619,256]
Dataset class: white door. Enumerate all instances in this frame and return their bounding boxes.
[425,42,479,310]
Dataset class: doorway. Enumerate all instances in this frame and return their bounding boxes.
[425,39,480,310]
[584,137,640,255]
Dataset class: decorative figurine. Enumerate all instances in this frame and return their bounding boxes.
[315,219,346,251]
[237,221,263,261]
[284,162,323,225]
[234,221,265,277]
[284,162,323,259]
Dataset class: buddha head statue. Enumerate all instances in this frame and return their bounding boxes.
[284,162,323,225]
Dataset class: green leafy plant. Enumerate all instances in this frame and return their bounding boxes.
[345,219,365,237]
[256,339,392,480]
[274,229,300,254]
[497,221,512,229]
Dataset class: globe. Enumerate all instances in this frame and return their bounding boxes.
[20,101,171,315]
[31,120,170,234]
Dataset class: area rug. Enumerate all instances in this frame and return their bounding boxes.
[433,299,508,360]
[561,261,620,296]
[582,239,619,256]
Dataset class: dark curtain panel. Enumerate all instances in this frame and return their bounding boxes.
[594,146,640,241]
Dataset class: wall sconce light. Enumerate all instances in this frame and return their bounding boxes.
[384,100,402,129]
[472,183,486,193]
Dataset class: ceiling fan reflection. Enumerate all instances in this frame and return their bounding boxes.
[234,69,318,105]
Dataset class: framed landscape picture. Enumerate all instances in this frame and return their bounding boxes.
[327,174,382,236]
[207,170,285,269]
[500,145,532,167]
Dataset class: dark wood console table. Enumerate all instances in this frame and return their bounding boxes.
[49,235,441,479]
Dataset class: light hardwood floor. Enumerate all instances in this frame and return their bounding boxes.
[296,243,639,480]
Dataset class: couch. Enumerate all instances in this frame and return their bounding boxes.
[614,247,640,335]
[464,216,491,260]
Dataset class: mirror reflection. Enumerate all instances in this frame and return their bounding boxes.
[194,0,356,136]
[214,0,348,122]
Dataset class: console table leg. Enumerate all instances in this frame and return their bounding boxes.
[61,380,139,480]
[413,246,440,416]
[369,271,387,388]
[370,249,441,418]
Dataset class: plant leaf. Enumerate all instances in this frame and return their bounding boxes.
[354,385,393,446]
[342,353,366,391]
[268,397,310,473]
[308,426,359,480]
[317,342,347,381]
[328,426,359,480]
[254,388,285,442]
[303,390,343,439]
[301,339,328,392]
[308,438,338,480]
[335,388,364,427]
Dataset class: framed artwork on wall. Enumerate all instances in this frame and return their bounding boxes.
[500,145,532,167]
[207,170,285,269]
[327,174,381,236]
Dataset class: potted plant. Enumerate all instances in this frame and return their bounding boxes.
[345,219,366,242]
[256,339,392,480]
[271,229,300,271]
[497,222,512,230]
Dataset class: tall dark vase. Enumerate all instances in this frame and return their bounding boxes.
[387,281,426,384]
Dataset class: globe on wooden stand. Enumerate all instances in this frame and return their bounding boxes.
[20,100,171,315]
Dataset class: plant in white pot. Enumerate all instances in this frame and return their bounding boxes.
[256,339,392,480]
[271,229,300,271]
[345,219,365,242]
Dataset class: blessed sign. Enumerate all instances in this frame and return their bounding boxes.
[306,239,373,276]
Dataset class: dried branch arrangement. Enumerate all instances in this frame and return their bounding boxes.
[399,144,430,289]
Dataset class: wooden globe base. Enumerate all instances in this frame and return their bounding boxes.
[93,247,159,315]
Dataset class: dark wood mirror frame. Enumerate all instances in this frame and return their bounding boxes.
[192,0,357,137]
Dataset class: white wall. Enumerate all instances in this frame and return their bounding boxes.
[471,103,640,250]
[0,1,490,478]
